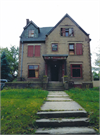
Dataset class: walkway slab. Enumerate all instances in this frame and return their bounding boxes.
[35,127,96,134]
[41,101,85,111]
[48,91,68,95]
[47,97,72,101]
[48,95,69,98]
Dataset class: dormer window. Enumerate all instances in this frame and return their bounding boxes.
[29,30,34,37]
[61,28,74,37]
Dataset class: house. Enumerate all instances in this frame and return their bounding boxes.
[18,13,93,89]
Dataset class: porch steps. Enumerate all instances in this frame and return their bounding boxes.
[47,81,64,91]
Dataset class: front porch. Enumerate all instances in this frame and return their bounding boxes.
[43,54,68,82]
[42,54,69,90]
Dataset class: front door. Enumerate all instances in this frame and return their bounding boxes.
[51,62,59,81]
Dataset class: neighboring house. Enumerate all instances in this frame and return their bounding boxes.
[18,13,93,88]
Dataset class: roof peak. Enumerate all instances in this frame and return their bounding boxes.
[46,13,89,36]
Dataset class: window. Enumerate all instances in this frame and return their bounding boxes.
[27,45,40,57]
[29,30,34,37]
[69,43,83,55]
[61,28,74,37]
[71,64,82,78]
[28,65,39,78]
[69,44,74,55]
[52,43,58,51]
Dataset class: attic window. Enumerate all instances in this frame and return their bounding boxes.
[61,28,74,37]
[29,30,34,37]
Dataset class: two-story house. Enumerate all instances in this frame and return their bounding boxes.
[18,13,93,88]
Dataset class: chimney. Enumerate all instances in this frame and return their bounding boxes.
[26,19,29,25]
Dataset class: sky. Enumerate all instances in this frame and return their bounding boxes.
[0,0,100,66]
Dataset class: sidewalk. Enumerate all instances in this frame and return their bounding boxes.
[35,91,96,134]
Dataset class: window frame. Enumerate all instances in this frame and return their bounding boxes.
[61,28,74,37]
[71,64,82,78]
[69,43,75,55]
[28,65,39,78]
[51,43,58,52]
[29,30,34,37]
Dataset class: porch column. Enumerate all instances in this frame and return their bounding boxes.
[65,60,67,75]
[62,61,65,76]
[45,62,48,75]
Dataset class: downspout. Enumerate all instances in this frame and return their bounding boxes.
[20,41,24,79]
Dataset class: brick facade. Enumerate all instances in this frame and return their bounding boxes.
[18,14,92,87]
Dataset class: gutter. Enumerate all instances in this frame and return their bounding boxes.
[20,41,23,78]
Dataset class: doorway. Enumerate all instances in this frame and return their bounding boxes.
[51,62,59,81]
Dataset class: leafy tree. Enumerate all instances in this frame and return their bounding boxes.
[0,45,19,77]
[1,52,10,79]
[92,71,99,80]
[92,45,100,73]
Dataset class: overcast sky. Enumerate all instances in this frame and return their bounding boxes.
[0,0,100,66]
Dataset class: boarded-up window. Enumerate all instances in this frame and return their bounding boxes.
[35,45,40,57]
[28,46,33,57]
[76,43,82,55]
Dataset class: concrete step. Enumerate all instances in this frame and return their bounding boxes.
[35,127,96,134]
[36,118,89,127]
[47,97,72,101]
[48,88,64,91]
[48,85,63,87]
[37,111,87,118]
[48,82,63,87]
[48,88,64,89]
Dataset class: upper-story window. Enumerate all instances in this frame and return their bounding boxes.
[61,28,74,37]
[29,30,34,37]
[69,43,83,55]
[52,43,58,51]
[27,45,40,57]
[69,44,75,55]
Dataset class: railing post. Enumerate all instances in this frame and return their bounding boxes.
[43,75,48,90]
[63,75,68,90]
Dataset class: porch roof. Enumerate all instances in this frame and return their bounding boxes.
[42,54,68,60]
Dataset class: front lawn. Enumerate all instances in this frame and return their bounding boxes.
[1,88,48,134]
[65,87,99,133]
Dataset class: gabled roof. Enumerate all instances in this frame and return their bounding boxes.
[46,13,89,36]
[20,27,53,43]
[24,21,40,33]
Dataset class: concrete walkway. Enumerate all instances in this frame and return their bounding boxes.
[35,91,96,134]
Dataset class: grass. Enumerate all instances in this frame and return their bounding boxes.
[65,87,99,133]
[1,88,48,134]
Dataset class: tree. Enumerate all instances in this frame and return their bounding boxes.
[1,52,10,79]
[92,44,100,79]
[0,45,19,77]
